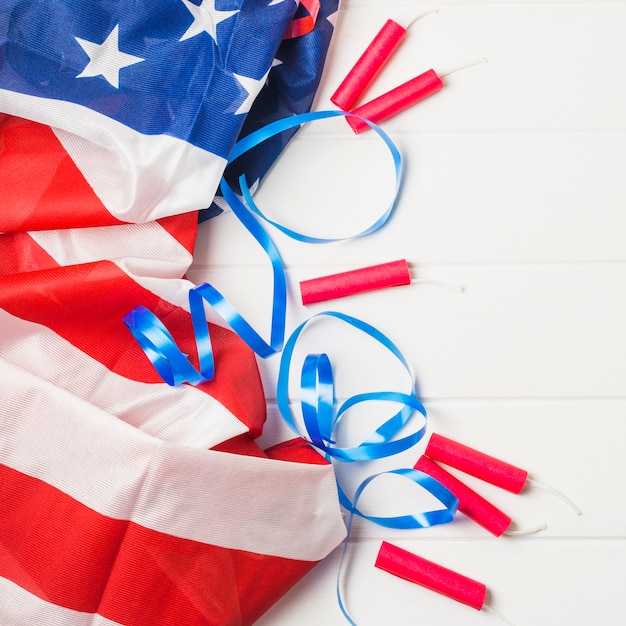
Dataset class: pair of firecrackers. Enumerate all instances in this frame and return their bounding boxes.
[417,432,580,535]
[330,16,445,133]
[417,432,528,537]
[375,433,581,615]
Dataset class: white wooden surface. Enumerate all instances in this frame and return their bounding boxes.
[189,2,626,624]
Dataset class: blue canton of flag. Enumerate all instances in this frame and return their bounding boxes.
[0,0,296,157]
[0,0,307,222]
[203,0,340,220]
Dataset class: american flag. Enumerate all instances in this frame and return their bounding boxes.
[0,1,345,624]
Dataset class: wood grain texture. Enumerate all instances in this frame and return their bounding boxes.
[189,2,626,623]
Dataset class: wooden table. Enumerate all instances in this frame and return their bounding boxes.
[190,2,626,623]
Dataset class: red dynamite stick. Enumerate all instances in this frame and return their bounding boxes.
[425,433,529,494]
[375,541,487,610]
[300,259,410,305]
[347,69,444,134]
[414,455,512,537]
[330,19,407,111]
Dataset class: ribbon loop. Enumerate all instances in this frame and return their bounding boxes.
[348,468,459,529]
[234,111,402,243]
[278,311,426,463]
[123,305,209,386]
[336,468,459,625]
[125,110,402,386]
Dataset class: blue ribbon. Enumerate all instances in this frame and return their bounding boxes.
[122,306,209,386]
[231,110,403,243]
[277,311,459,624]
[276,311,456,516]
[337,468,458,625]
[124,110,402,385]
[122,110,458,625]
[278,311,426,466]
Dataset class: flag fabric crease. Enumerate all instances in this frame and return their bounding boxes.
[203,0,340,220]
[0,1,345,624]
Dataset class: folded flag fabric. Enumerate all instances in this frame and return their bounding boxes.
[0,354,345,625]
[0,1,346,624]
[0,0,336,224]
[202,0,340,220]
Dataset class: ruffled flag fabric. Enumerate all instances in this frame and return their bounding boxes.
[0,1,345,625]
[203,0,340,219]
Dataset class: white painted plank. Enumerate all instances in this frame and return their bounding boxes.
[256,539,625,626]
[319,4,626,132]
[254,399,626,539]
[203,130,626,264]
[186,264,626,399]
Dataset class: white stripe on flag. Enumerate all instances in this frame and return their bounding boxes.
[28,220,193,274]
[28,223,227,324]
[0,89,226,222]
[0,358,346,560]
[0,578,123,626]
[0,308,248,448]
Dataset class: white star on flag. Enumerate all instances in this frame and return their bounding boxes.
[75,25,144,89]
[179,0,238,43]
[233,70,270,115]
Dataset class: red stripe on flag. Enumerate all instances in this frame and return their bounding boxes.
[0,115,124,232]
[0,260,266,437]
[0,231,60,276]
[156,212,199,256]
[213,433,269,458]
[0,463,127,612]
[0,463,317,626]
[212,435,330,464]
[265,438,329,465]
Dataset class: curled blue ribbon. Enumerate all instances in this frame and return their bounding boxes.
[277,310,447,514]
[231,110,403,243]
[123,305,209,386]
[124,110,402,385]
[277,311,426,465]
[277,311,459,624]
[337,468,458,626]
